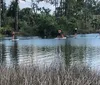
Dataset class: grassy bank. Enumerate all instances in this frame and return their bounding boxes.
[0,65,100,85]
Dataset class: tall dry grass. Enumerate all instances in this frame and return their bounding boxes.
[0,65,100,85]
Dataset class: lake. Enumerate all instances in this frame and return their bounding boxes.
[1,33,100,71]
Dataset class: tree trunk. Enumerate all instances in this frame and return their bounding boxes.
[1,0,5,26]
[0,0,1,27]
[15,0,18,32]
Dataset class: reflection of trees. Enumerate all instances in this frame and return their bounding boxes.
[78,46,87,61]
[64,45,72,66]
[10,41,19,66]
[64,44,87,66]
[54,45,66,68]
[0,43,6,65]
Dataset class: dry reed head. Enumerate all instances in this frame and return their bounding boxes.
[0,65,100,85]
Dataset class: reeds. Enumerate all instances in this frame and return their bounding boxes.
[0,65,100,85]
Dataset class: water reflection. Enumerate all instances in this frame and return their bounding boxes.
[12,39,66,68]
[1,35,100,71]
[10,41,19,66]
[0,43,6,65]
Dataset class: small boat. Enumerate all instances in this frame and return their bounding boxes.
[11,39,19,41]
[55,37,66,39]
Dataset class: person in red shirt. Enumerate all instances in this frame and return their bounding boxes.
[57,29,64,38]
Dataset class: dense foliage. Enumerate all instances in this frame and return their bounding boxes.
[1,0,100,38]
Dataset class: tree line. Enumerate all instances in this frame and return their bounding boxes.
[0,0,100,38]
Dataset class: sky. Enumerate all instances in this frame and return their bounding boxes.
[5,0,55,14]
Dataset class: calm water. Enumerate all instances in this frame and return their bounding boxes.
[1,34,100,70]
